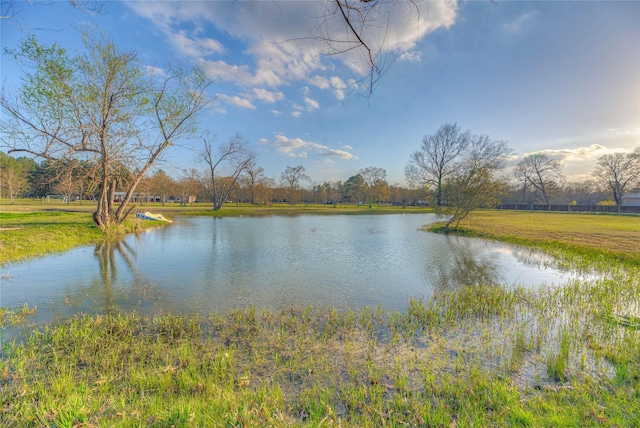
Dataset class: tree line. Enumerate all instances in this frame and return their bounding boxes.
[0,151,426,208]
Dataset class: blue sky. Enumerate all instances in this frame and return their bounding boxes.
[2,0,638,185]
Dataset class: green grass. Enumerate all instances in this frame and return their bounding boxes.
[2,204,640,426]
[0,211,104,266]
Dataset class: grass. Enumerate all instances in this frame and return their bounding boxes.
[448,210,640,264]
[1,205,640,426]
[0,211,104,266]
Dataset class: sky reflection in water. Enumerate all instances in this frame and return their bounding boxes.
[1,214,581,325]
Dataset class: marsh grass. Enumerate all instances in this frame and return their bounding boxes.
[0,304,36,328]
[2,252,640,427]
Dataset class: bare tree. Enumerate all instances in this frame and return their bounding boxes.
[241,159,266,205]
[1,30,212,230]
[358,166,388,205]
[176,169,205,206]
[437,135,512,230]
[514,153,564,209]
[200,133,255,210]
[254,176,276,206]
[405,122,471,206]
[593,147,640,212]
[280,165,311,205]
[562,180,602,206]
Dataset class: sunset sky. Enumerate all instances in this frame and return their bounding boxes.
[2,0,638,185]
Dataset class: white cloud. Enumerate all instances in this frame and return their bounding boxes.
[532,144,608,162]
[399,51,422,62]
[502,11,539,35]
[291,111,302,118]
[304,96,319,110]
[307,75,350,100]
[512,144,610,168]
[200,59,255,86]
[143,65,167,78]
[325,0,458,75]
[308,75,330,90]
[217,94,256,110]
[169,31,224,57]
[270,109,283,116]
[329,76,349,100]
[253,88,285,103]
[258,133,357,160]
[512,136,640,182]
[126,0,459,91]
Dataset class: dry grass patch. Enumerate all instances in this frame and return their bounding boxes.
[456,210,640,262]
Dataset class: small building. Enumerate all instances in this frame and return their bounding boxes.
[622,193,640,207]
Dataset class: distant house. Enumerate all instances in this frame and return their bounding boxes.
[113,192,158,203]
[622,193,640,207]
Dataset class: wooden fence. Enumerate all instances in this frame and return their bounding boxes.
[498,204,640,214]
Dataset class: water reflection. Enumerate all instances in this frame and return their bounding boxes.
[1,214,583,325]
[429,236,500,292]
[95,240,138,315]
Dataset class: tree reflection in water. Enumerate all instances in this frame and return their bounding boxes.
[430,236,501,292]
[92,238,170,316]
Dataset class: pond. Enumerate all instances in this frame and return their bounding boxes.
[1,213,579,325]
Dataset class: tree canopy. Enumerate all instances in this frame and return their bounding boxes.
[406,123,512,230]
[593,147,640,211]
[0,29,212,230]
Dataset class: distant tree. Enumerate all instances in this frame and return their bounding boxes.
[341,174,366,203]
[254,176,275,206]
[314,180,342,206]
[358,166,388,206]
[148,170,176,205]
[593,148,640,212]
[437,135,511,230]
[562,180,602,206]
[1,30,211,230]
[201,133,255,210]
[280,165,311,205]
[0,152,29,202]
[53,168,77,204]
[513,153,564,208]
[178,168,205,206]
[405,123,471,206]
[241,159,266,205]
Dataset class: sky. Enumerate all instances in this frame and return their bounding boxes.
[1,0,639,186]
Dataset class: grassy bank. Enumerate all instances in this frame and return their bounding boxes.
[0,211,104,266]
[2,205,639,426]
[432,210,640,265]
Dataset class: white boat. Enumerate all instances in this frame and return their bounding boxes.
[135,211,172,222]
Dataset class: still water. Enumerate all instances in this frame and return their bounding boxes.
[1,214,577,324]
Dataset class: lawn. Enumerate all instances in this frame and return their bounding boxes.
[454,210,640,264]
